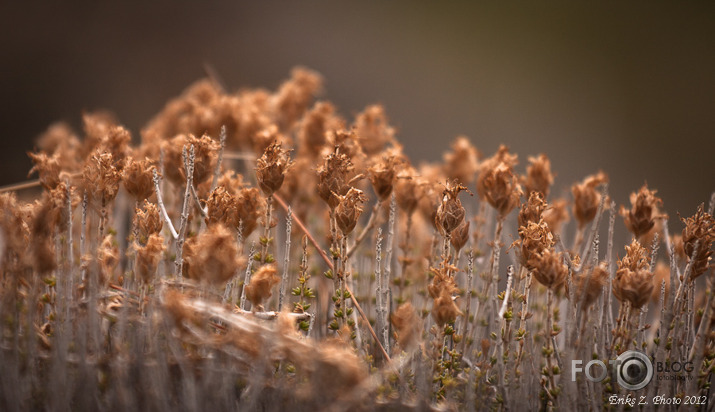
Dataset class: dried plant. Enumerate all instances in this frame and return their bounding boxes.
[1,68,713,412]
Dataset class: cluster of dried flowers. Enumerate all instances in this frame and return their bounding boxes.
[0,67,713,411]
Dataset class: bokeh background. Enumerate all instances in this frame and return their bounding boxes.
[2,1,714,219]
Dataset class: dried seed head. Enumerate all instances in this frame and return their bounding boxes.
[569,262,609,308]
[431,283,463,327]
[316,146,352,209]
[273,67,322,129]
[476,145,522,218]
[619,239,650,273]
[394,166,420,214]
[571,171,608,228]
[255,141,292,196]
[391,303,422,352]
[368,154,400,201]
[246,264,280,310]
[519,220,555,268]
[134,200,163,240]
[28,152,62,190]
[435,180,468,235]
[184,224,243,286]
[122,157,156,201]
[530,249,568,290]
[542,198,570,235]
[620,184,664,239]
[135,234,165,285]
[681,204,715,280]
[205,186,238,228]
[450,220,470,253]
[252,124,291,155]
[82,150,121,204]
[443,136,480,185]
[162,134,219,184]
[518,191,548,228]
[163,289,199,328]
[0,193,29,254]
[98,235,119,286]
[524,154,554,197]
[613,268,654,309]
[311,344,368,403]
[353,104,395,156]
[613,240,653,309]
[335,187,368,235]
[235,187,265,237]
[297,102,342,158]
[28,199,56,274]
[35,122,82,172]
[98,125,132,168]
[81,111,118,158]
[44,181,79,232]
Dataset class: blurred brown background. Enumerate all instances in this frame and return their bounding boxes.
[1,1,714,219]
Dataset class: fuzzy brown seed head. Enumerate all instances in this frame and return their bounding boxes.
[394,166,421,214]
[35,122,82,173]
[83,150,121,204]
[80,111,118,159]
[184,224,243,286]
[235,187,265,237]
[613,267,654,309]
[272,66,323,130]
[427,265,459,299]
[620,184,664,239]
[476,146,522,218]
[530,249,568,290]
[205,186,238,228]
[519,220,554,268]
[431,283,463,327]
[572,171,608,228]
[98,125,132,168]
[316,146,352,209]
[518,191,548,228]
[0,193,29,254]
[134,200,163,240]
[256,141,292,196]
[450,220,470,253]
[335,187,368,235]
[443,136,480,185]
[297,102,342,158]
[122,157,156,201]
[43,182,79,232]
[613,240,653,309]
[246,264,280,310]
[28,152,62,190]
[252,124,291,155]
[135,234,166,285]
[162,134,219,185]
[391,303,422,352]
[681,204,715,280]
[368,154,400,201]
[98,235,119,286]
[435,181,468,235]
[618,239,650,273]
[524,154,554,197]
[353,104,394,156]
[542,198,570,235]
[569,262,609,308]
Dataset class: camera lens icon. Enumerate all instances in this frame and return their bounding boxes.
[615,350,653,390]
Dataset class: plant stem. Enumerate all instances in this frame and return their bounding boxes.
[278,207,292,312]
